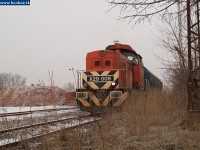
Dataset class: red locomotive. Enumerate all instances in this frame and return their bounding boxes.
[76,43,162,112]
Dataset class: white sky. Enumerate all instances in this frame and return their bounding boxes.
[0,0,164,87]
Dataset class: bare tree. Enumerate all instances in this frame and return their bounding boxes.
[106,0,186,24]
[63,82,75,91]
[155,14,188,92]
[48,71,54,86]
[106,0,189,88]
[0,73,26,89]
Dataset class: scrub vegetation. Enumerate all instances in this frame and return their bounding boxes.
[2,90,200,150]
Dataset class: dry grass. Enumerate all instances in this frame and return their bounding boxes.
[2,90,200,150]
[96,90,190,150]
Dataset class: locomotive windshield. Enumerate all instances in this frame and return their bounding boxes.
[122,52,138,65]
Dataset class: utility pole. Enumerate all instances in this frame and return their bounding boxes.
[187,0,200,111]
[69,67,77,90]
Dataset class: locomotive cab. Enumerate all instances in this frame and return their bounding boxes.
[121,51,144,90]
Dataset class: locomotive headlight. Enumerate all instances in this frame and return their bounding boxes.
[99,51,105,57]
[111,82,116,86]
[83,82,88,87]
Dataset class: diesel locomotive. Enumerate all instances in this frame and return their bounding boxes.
[76,43,162,112]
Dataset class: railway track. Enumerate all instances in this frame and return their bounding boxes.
[0,112,101,149]
[0,106,78,117]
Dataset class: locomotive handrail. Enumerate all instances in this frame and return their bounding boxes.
[77,71,82,89]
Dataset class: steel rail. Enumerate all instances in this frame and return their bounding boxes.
[0,116,101,150]
[0,114,90,134]
[0,107,78,117]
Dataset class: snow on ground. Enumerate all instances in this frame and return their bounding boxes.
[0,106,79,121]
[0,105,77,113]
[0,108,93,147]
[0,116,97,147]
[0,138,18,147]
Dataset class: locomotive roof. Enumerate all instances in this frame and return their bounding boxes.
[105,43,142,59]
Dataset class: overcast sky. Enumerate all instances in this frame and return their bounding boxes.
[0,0,164,87]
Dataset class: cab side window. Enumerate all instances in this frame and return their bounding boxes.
[127,55,138,65]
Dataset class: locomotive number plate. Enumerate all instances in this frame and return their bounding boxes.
[87,76,114,82]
